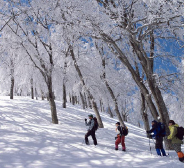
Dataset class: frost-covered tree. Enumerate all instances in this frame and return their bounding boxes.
[89,0,183,132]
[0,0,61,124]
[0,0,183,135]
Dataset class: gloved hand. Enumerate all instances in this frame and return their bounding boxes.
[146,130,150,134]
[149,135,153,139]
[85,118,87,122]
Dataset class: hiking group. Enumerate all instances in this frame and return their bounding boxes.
[146,119,184,163]
[84,114,184,163]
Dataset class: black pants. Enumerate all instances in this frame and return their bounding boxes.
[85,130,97,145]
[155,136,166,156]
[155,136,164,149]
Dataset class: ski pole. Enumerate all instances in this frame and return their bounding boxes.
[121,135,122,147]
[149,138,152,155]
[164,136,169,155]
[82,139,85,144]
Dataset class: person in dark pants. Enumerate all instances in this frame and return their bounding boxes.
[85,114,97,145]
[146,120,166,156]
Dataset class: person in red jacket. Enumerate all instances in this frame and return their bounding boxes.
[115,122,126,151]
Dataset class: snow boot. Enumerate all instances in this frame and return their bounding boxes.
[93,140,97,146]
[178,152,184,162]
[179,157,184,163]
[85,140,90,145]
[161,148,166,156]
[115,144,118,150]
[156,149,161,156]
[122,147,126,151]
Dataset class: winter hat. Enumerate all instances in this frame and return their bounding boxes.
[169,120,175,125]
[152,120,157,124]
[88,114,93,118]
[116,122,120,125]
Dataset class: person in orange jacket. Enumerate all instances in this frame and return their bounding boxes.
[115,122,126,151]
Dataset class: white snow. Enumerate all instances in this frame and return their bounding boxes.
[0,96,184,168]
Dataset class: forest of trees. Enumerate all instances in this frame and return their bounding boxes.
[0,0,184,147]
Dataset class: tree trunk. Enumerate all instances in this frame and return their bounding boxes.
[87,95,92,109]
[70,45,104,128]
[10,75,14,99]
[10,60,14,99]
[69,94,72,103]
[72,95,75,105]
[100,56,125,127]
[75,96,78,104]
[49,98,58,124]
[19,32,58,124]
[63,83,67,108]
[100,99,104,112]
[83,93,88,108]
[105,80,124,126]
[130,33,171,148]
[31,78,34,99]
[48,76,58,124]
[41,90,45,100]
[130,33,170,124]
[91,98,104,128]
[107,105,113,118]
[121,100,129,122]
[63,57,67,108]
[141,93,150,138]
[80,92,86,109]
[20,89,22,96]
[35,87,38,100]
[122,114,128,122]
[138,121,141,128]
[151,86,172,149]
[101,34,159,121]
[120,35,171,148]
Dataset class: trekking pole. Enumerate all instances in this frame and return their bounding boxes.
[149,138,152,155]
[164,136,169,155]
[82,139,85,145]
[121,135,122,148]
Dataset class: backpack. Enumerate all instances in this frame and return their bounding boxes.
[157,122,166,137]
[93,117,99,131]
[119,125,128,136]
[175,126,184,140]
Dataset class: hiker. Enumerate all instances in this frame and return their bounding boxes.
[146,120,166,156]
[115,122,126,151]
[168,120,184,162]
[84,114,97,145]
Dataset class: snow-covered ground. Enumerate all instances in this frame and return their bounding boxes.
[0,96,183,168]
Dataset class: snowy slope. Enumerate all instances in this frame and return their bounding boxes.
[0,96,183,168]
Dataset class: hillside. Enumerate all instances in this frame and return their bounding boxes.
[0,96,183,168]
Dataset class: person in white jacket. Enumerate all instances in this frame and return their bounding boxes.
[85,114,97,145]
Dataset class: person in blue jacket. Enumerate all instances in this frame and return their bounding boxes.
[146,120,166,156]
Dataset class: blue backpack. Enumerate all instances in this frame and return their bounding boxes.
[157,122,166,137]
